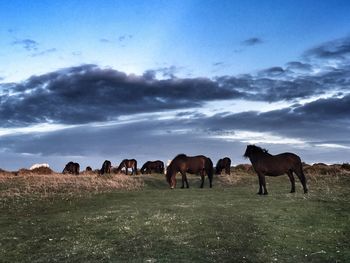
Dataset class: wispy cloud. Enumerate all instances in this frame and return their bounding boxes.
[118,34,133,42]
[31,48,57,57]
[304,36,350,60]
[12,39,39,51]
[241,37,263,46]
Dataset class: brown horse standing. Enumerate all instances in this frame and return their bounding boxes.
[166,154,213,189]
[117,159,137,175]
[244,145,308,195]
[100,160,111,175]
[62,161,80,175]
[215,157,231,175]
[141,160,164,174]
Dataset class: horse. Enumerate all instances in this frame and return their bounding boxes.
[166,154,213,189]
[62,161,80,175]
[100,160,111,175]
[244,145,308,195]
[117,159,137,175]
[215,157,231,175]
[141,160,164,174]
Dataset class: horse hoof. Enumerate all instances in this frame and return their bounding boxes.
[290,190,295,193]
[181,186,184,189]
[304,189,308,194]
[263,192,268,195]
[170,186,174,189]
[257,192,263,195]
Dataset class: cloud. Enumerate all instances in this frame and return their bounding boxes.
[100,38,111,43]
[213,62,225,66]
[12,39,39,51]
[304,36,350,60]
[0,64,244,127]
[31,48,57,57]
[286,61,312,71]
[118,34,133,42]
[258,66,286,76]
[1,94,350,170]
[2,53,350,128]
[198,93,350,142]
[241,37,263,46]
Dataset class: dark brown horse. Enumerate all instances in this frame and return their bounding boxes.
[100,160,111,175]
[141,160,164,174]
[62,161,80,175]
[215,157,231,175]
[166,154,213,189]
[117,159,137,175]
[244,145,308,195]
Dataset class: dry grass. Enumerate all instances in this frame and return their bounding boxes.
[0,171,143,198]
[215,163,350,187]
[1,162,349,198]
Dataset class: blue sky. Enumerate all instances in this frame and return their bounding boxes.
[0,1,350,170]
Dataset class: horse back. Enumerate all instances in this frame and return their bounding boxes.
[254,152,302,175]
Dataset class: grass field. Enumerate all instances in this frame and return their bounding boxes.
[0,170,349,262]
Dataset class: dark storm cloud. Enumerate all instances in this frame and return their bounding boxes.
[1,94,350,170]
[0,64,244,127]
[215,74,324,102]
[12,38,39,51]
[241,37,263,46]
[304,36,350,60]
[199,94,350,141]
[2,56,350,127]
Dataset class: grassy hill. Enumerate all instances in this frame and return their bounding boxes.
[0,167,349,262]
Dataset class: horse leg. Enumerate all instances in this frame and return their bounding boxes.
[181,172,185,188]
[287,170,296,193]
[295,168,308,193]
[257,174,263,195]
[184,173,189,188]
[171,175,176,189]
[208,173,213,188]
[125,168,128,175]
[200,170,205,188]
[225,167,230,175]
[261,175,268,195]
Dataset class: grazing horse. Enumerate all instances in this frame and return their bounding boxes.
[244,145,308,195]
[166,154,213,189]
[215,157,231,175]
[62,161,80,175]
[100,160,111,175]
[141,160,164,174]
[117,159,137,175]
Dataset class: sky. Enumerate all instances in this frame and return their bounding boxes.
[0,0,350,171]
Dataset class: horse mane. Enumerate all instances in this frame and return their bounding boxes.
[244,145,270,158]
[250,145,269,154]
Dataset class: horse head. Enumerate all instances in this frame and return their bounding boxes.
[165,165,175,188]
[244,145,268,158]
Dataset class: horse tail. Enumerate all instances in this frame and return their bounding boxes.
[134,160,138,175]
[294,156,308,193]
[160,162,165,174]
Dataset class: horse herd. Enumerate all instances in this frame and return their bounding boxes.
[61,145,308,195]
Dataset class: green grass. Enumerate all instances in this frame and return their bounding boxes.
[0,174,349,262]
